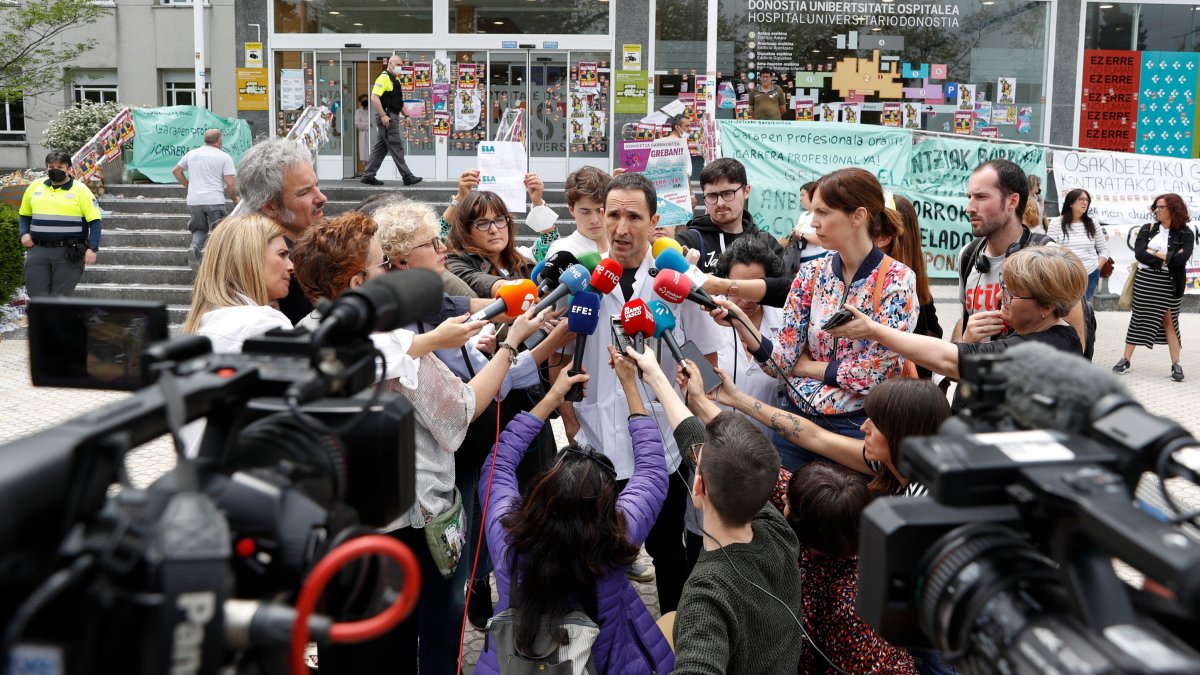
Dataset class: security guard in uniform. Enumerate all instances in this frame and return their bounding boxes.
[361,55,422,187]
[19,151,103,297]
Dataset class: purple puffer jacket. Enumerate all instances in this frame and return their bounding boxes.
[475,412,674,674]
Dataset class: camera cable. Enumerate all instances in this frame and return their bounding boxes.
[1,553,97,659]
[285,349,389,437]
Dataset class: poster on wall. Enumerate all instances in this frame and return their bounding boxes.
[1136,51,1199,157]
[795,100,814,121]
[457,64,478,90]
[974,101,992,126]
[997,77,1016,105]
[414,63,432,88]
[402,99,426,118]
[433,60,450,84]
[1078,50,1139,152]
[842,103,861,124]
[902,102,920,130]
[399,66,415,92]
[280,69,305,110]
[1017,106,1033,134]
[979,126,999,138]
[432,111,450,137]
[717,81,737,109]
[954,111,974,135]
[455,90,481,130]
[735,101,751,119]
[432,83,449,112]
[818,101,839,122]
[956,84,975,111]
[622,44,642,70]
[570,116,591,144]
[577,62,599,94]
[614,71,648,114]
[881,102,901,127]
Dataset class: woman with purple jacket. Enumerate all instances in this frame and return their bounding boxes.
[475,358,674,674]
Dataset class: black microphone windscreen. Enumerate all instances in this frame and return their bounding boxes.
[998,342,1130,433]
[324,269,444,342]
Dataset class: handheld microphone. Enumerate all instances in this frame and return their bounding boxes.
[531,258,548,287]
[647,299,686,363]
[654,248,691,274]
[653,269,719,312]
[588,258,623,295]
[651,237,684,259]
[313,269,444,346]
[621,299,656,353]
[469,278,538,321]
[577,251,602,272]
[535,250,578,295]
[529,263,590,316]
[565,291,602,402]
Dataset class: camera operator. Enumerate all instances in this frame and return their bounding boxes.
[182,213,297,350]
[289,209,551,674]
[825,247,1085,382]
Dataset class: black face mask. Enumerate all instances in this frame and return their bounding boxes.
[47,168,68,183]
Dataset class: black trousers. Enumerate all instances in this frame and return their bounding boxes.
[363,112,415,180]
[618,467,690,614]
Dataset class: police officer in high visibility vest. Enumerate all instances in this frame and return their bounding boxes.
[360,54,422,187]
[19,152,103,297]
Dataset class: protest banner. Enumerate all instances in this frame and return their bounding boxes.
[478,141,528,214]
[129,106,252,183]
[620,137,692,226]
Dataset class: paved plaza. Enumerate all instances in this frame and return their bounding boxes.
[2,290,1199,670]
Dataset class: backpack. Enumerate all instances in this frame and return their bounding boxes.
[486,560,601,675]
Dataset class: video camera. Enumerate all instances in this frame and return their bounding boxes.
[1,269,444,675]
[858,342,1200,674]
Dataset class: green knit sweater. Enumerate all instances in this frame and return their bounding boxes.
[671,416,806,674]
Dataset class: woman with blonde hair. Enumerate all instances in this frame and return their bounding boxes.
[183,213,294,352]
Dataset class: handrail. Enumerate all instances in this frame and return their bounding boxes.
[70,106,134,182]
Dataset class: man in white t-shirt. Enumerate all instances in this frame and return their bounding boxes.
[173,129,237,267]
[545,166,610,259]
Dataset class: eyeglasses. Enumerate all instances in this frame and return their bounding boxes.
[362,258,391,275]
[702,186,744,205]
[565,444,617,477]
[472,217,510,232]
[1000,285,1035,304]
[412,236,445,252]
[688,442,704,465]
[1153,204,1168,211]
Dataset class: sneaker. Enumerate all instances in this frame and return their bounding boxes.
[626,560,655,583]
[187,247,201,272]
[1112,358,1130,374]
[466,577,493,630]
[1172,363,1185,382]
[360,176,384,186]
[403,176,424,186]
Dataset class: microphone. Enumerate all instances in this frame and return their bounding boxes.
[528,262,591,317]
[588,258,623,296]
[565,291,602,402]
[469,278,538,321]
[647,299,686,363]
[653,269,719,312]
[535,250,578,295]
[655,249,719,309]
[531,258,548,288]
[577,251,602,272]
[314,269,443,346]
[652,237,684,259]
[621,299,656,353]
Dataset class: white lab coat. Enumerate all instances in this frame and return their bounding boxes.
[712,305,785,437]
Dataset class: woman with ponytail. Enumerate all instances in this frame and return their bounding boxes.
[714,168,917,470]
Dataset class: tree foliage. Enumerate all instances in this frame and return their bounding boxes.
[41,100,130,156]
[0,0,112,104]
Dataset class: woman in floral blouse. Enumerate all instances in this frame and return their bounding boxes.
[715,167,916,470]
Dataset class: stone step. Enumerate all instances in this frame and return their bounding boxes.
[103,181,572,204]
[100,247,191,266]
[103,229,192,247]
[103,214,191,229]
[75,283,193,306]
[99,196,578,218]
[87,265,194,286]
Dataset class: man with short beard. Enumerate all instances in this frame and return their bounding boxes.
[676,158,784,274]
[238,139,329,324]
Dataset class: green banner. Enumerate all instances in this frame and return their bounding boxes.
[129,106,253,183]
[717,121,1047,278]
[718,121,911,239]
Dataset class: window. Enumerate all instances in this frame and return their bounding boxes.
[73,71,119,104]
[449,0,608,34]
[0,93,25,141]
[275,0,433,34]
[164,81,212,108]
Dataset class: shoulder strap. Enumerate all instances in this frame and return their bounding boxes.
[959,237,985,287]
[871,256,918,379]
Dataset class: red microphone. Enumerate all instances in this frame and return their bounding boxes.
[652,270,718,311]
[470,278,538,321]
[620,299,656,353]
[588,258,623,295]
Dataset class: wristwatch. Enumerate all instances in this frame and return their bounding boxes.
[497,342,519,365]
[449,195,460,207]
[728,280,740,297]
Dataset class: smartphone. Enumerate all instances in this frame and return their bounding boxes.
[822,308,855,331]
[610,315,634,354]
[679,340,722,394]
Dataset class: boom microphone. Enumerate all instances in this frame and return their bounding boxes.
[313,269,444,346]
[588,258,623,295]
[469,278,538,321]
[577,251,602,272]
[621,299,656,353]
[653,269,719,311]
[530,263,590,315]
[647,299,686,363]
[565,292,602,402]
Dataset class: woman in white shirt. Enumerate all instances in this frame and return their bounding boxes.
[182,214,295,351]
[1051,189,1109,301]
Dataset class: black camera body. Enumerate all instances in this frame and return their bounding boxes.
[3,270,442,675]
[857,343,1200,675]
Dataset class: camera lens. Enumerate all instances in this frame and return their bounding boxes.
[917,523,1065,672]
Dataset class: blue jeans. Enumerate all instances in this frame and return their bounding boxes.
[772,401,867,472]
[1085,269,1101,301]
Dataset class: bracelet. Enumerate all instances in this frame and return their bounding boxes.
[497,342,518,355]
[448,195,460,207]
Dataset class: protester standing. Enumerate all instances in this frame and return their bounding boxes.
[748,70,787,120]
[19,152,102,297]
[1050,189,1109,301]
[361,55,422,187]
[172,129,237,268]
[675,158,784,273]
[1113,193,1194,382]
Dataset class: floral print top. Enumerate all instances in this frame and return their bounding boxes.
[757,248,916,416]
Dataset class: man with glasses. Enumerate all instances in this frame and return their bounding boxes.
[675,158,785,273]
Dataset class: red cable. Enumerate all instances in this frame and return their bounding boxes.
[291,534,422,675]
[457,393,504,675]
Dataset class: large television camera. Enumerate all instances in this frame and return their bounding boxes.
[858,342,1200,675]
[1,270,444,675]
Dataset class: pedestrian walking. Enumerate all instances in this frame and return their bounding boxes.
[361,55,422,187]
[172,129,237,268]
[18,151,103,297]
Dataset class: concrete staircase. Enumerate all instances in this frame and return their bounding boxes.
[90,181,575,325]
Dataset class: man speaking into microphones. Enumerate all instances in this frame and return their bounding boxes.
[559,172,723,615]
